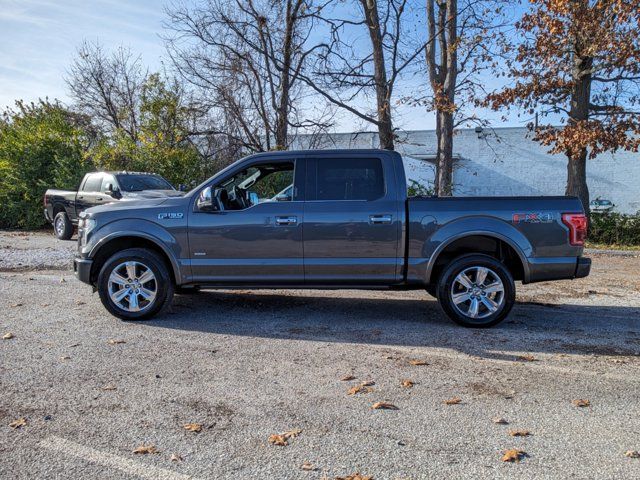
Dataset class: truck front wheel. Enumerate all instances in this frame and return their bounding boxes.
[97,248,174,321]
[437,254,515,328]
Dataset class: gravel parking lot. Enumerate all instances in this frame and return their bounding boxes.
[1,231,640,479]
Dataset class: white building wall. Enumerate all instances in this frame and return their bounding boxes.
[293,128,640,214]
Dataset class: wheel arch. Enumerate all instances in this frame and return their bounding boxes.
[427,231,530,285]
[89,234,181,285]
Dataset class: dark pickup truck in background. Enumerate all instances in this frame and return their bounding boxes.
[73,149,590,328]
[44,171,183,239]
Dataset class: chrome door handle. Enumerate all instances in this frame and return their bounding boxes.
[369,214,392,225]
[275,216,297,225]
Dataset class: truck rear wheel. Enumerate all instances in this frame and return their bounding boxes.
[53,211,73,240]
[437,254,515,328]
[97,248,174,321]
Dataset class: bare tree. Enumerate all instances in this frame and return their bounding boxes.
[422,0,509,196]
[67,41,146,140]
[164,0,333,153]
[299,0,425,150]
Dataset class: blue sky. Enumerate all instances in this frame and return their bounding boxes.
[0,0,530,132]
[0,0,166,109]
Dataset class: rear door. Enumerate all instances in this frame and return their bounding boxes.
[303,154,401,284]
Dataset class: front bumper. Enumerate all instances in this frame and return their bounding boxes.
[74,257,93,285]
[575,256,591,278]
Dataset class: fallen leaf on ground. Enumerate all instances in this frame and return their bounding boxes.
[408,359,428,366]
[76,301,86,306]
[492,417,509,424]
[516,354,537,362]
[60,356,71,360]
[301,462,317,471]
[133,445,158,454]
[340,375,356,381]
[3,332,14,340]
[348,384,374,395]
[360,380,375,387]
[183,423,202,433]
[625,450,640,458]
[509,430,531,437]
[170,453,183,462]
[335,473,373,480]
[502,449,527,462]
[371,402,399,410]
[573,399,590,407]
[401,379,414,388]
[268,428,302,446]
[10,303,23,308]
[60,277,66,283]
[444,397,462,405]
[107,339,126,345]
[9,418,27,429]
[268,434,289,446]
[101,384,117,391]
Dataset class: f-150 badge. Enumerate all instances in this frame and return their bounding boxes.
[158,213,184,220]
[512,212,554,224]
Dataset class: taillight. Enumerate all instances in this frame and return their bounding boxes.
[43,194,48,206]
[562,213,588,246]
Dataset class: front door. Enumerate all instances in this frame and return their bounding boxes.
[188,158,304,284]
[303,155,401,284]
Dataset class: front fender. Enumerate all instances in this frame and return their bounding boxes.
[423,216,532,284]
[86,219,184,284]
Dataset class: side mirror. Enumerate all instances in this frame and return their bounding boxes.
[105,184,121,198]
[275,193,290,202]
[196,186,216,212]
[178,184,188,192]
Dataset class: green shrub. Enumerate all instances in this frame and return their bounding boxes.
[589,211,640,246]
[0,100,93,229]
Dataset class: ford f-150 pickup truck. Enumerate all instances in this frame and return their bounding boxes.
[44,171,182,240]
[74,150,591,327]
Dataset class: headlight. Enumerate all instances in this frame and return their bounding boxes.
[79,218,97,246]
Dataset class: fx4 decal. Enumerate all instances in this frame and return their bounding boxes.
[158,212,184,220]
[512,212,554,224]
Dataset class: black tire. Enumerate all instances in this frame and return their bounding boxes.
[53,211,73,240]
[425,285,438,298]
[97,248,174,321]
[437,254,515,328]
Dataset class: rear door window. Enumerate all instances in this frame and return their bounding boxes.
[314,158,384,201]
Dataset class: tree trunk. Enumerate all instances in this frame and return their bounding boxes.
[566,148,589,212]
[566,31,592,212]
[436,110,454,196]
[274,0,296,150]
[361,0,394,150]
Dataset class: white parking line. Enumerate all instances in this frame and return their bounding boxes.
[40,436,196,480]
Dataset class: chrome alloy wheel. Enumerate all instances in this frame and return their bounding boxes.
[55,216,65,236]
[450,266,505,320]
[107,261,157,312]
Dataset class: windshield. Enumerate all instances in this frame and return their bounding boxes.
[116,174,174,192]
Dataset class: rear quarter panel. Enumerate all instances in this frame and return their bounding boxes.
[407,196,585,284]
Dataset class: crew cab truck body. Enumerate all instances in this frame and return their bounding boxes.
[74,150,590,327]
[44,171,181,240]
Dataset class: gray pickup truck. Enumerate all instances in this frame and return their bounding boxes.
[74,149,590,327]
